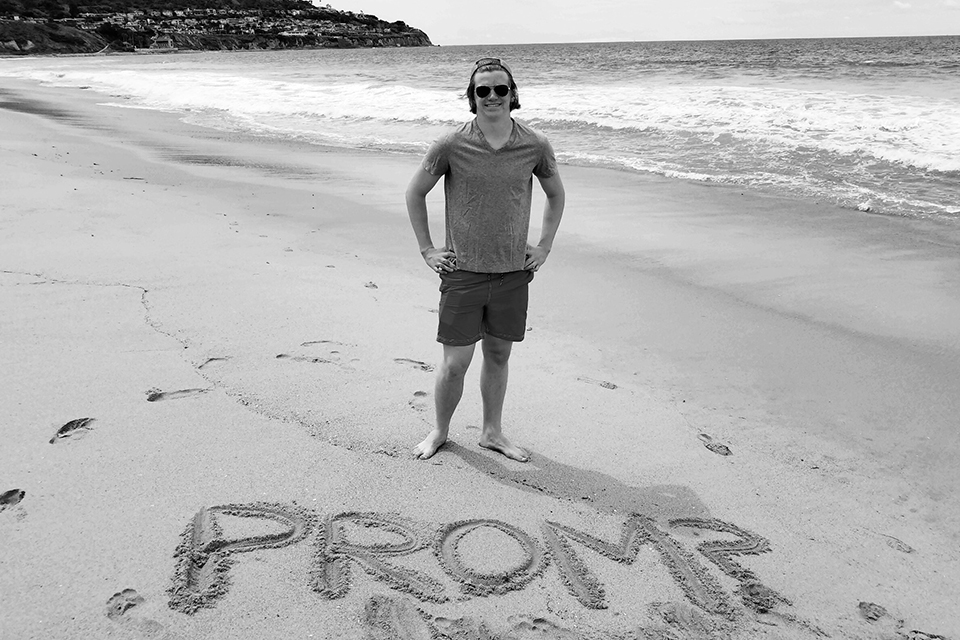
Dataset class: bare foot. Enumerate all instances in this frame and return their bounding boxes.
[414,429,447,460]
[478,433,529,462]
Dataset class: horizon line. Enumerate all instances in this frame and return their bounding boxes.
[431,32,959,47]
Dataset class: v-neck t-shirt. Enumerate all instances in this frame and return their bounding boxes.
[421,119,558,273]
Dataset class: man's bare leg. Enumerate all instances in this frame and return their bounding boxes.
[414,343,476,459]
[477,335,529,462]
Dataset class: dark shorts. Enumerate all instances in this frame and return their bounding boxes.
[437,270,534,346]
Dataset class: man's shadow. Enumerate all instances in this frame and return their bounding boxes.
[443,441,709,520]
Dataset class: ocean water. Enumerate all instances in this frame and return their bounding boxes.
[2,37,959,222]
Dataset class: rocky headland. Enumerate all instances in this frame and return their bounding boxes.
[0,0,432,54]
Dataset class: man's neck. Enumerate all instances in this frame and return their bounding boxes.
[476,113,513,138]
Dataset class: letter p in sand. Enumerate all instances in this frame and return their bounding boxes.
[168,503,314,614]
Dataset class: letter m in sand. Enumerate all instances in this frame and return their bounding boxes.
[541,515,729,613]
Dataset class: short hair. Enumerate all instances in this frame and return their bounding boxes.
[466,61,521,114]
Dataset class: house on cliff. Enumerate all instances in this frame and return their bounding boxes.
[151,34,175,49]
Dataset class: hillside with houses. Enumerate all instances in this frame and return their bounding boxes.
[0,0,432,53]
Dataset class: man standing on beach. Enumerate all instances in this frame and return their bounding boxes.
[406,58,566,461]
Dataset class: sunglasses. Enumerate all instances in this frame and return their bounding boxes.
[475,84,510,98]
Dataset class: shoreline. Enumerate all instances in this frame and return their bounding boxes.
[4,45,958,226]
[2,77,959,639]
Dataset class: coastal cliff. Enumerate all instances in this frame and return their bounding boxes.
[0,1,432,54]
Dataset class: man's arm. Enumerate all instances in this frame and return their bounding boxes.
[525,172,566,271]
[406,167,457,273]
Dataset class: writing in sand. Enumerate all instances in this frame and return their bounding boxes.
[167,502,788,626]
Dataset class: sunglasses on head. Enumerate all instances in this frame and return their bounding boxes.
[475,84,510,98]
[474,57,512,72]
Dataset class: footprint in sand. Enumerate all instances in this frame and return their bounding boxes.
[738,581,786,614]
[856,601,910,639]
[106,588,145,620]
[49,417,95,444]
[197,357,229,370]
[409,390,429,412]
[277,340,358,370]
[503,615,580,640]
[275,353,334,364]
[433,616,495,640]
[395,358,435,372]
[698,433,732,456]
[577,376,617,390]
[880,533,915,554]
[858,601,889,622]
[146,389,208,402]
[641,601,719,639]
[301,339,350,348]
[106,589,172,639]
[856,603,951,640]
[362,595,433,640]
[1,489,25,512]
[301,340,352,362]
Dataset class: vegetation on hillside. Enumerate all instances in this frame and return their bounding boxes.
[0,0,430,53]
[1,0,319,19]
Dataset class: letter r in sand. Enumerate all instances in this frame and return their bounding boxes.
[312,512,448,603]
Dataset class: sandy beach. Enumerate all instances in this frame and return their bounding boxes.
[2,77,959,639]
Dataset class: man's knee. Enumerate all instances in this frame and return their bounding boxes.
[440,360,470,380]
[440,345,475,379]
[481,336,513,367]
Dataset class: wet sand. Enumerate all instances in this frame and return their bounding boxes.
[1,77,959,640]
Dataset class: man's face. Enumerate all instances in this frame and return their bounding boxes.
[473,69,512,118]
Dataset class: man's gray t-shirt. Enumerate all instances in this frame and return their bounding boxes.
[422,119,558,273]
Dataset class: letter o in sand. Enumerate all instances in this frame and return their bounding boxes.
[436,519,548,596]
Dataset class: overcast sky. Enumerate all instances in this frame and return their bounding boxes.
[331,0,959,45]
